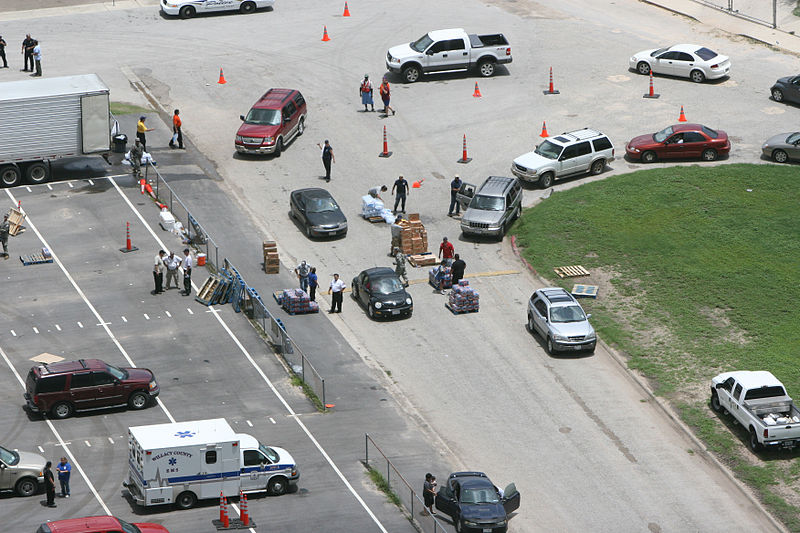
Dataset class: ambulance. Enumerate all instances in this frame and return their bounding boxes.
[123,418,298,509]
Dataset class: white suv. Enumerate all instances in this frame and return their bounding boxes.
[511,128,614,188]
[527,288,596,354]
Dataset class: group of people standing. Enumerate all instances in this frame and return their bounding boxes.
[368,175,410,215]
[153,248,193,296]
[359,74,395,115]
[294,261,347,313]
[43,457,71,508]
[0,34,42,75]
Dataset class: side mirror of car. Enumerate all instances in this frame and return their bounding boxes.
[426,49,435,55]
[239,115,245,121]
[284,116,291,123]
[586,313,592,319]
[0,463,6,469]
[715,382,723,389]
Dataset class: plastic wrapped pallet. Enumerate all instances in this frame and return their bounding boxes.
[361,195,384,217]
[429,265,452,289]
[448,280,479,312]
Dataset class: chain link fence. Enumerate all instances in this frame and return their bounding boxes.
[687,0,778,28]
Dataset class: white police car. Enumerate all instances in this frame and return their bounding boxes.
[161,0,275,18]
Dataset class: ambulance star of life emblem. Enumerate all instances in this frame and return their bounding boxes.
[175,430,196,438]
[169,458,177,465]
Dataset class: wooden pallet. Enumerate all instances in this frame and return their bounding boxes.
[554,265,590,278]
[364,215,384,223]
[445,301,479,315]
[7,208,25,236]
[20,253,53,265]
[571,284,599,298]
[196,276,220,304]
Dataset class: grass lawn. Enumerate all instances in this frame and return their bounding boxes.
[110,101,151,116]
[512,163,800,530]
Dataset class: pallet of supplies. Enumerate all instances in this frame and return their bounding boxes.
[397,215,428,255]
[263,241,279,274]
[446,280,479,314]
[429,264,452,289]
[280,288,319,315]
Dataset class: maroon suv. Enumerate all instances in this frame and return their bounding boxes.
[235,88,307,156]
[24,359,159,419]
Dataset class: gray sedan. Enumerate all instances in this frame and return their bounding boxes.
[771,75,800,105]
[762,132,800,163]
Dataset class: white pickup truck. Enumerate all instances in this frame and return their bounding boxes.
[385,28,512,83]
[711,370,800,452]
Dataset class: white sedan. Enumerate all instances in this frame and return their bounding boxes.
[629,44,730,83]
[160,0,274,18]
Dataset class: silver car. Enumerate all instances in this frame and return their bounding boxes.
[0,444,46,497]
[762,132,800,163]
[527,288,596,354]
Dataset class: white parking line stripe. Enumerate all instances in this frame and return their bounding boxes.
[0,344,111,515]
[246,420,253,427]
[187,308,193,315]
[47,184,53,191]
[68,182,74,188]
[25,186,31,193]
[108,437,114,444]
[121,316,127,323]
[144,313,150,320]
[10,330,15,337]
[85,440,91,447]
[38,446,44,453]
[32,327,39,334]
[88,179,94,185]
[77,321,83,328]
[97,322,112,327]
[109,177,388,533]
[165,311,171,318]
[269,417,276,424]
[55,324,61,331]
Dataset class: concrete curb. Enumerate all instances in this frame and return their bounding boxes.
[509,229,787,533]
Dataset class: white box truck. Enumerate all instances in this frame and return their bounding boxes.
[0,73,112,188]
[123,418,299,510]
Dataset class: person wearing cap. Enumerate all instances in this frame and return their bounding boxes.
[164,250,181,290]
[379,76,395,116]
[0,214,10,258]
[448,174,463,216]
[327,273,346,313]
[393,246,408,286]
[153,250,166,295]
[439,236,455,266]
[21,34,34,72]
[136,116,153,150]
[130,139,144,178]
[181,248,193,296]
[359,74,374,112]
[316,140,335,182]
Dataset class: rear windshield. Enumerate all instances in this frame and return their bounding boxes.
[701,126,719,139]
[694,47,718,61]
[745,386,786,401]
[35,374,67,394]
[244,108,280,126]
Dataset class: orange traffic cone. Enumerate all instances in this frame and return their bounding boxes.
[217,68,226,84]
[473,82,482,98]
[321,25,331,41]
[678,105,687,122]
[412,178,425,188]
[342,1,350,16]
[540,121,549,138]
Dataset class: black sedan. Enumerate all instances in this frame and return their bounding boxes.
[351,267,413,319]
[771,75,800,105]
[290,188,347,238]
[435,472,520,533]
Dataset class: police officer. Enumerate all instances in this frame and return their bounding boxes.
[0,35,8,68]
[21,34,34,72]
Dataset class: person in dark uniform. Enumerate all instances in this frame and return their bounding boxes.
[44,461,56,507]
[0,36,8,68]
[317,140,334,182]
[22,34,34,72]
[451,254,466,286]
[448,174,463,216]
[391,175,409,214]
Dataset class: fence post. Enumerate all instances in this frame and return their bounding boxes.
[365,434,369,467]
[410,487,414,516]
[387,461,390,488]
[321,379,326,410]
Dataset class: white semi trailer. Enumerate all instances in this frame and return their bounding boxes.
[0,73,112,187]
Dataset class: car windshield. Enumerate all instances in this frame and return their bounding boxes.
[469,195,504,211]
[372,276,404,295]
[244,108,281,126]
[117,519,141,533]
[694,47,718,61]
[787,132,800,144]
[0,445,19,465]
[259,444,279,463]
[550,304,587,323]
[410,33,434,53]
[306,197,339,213]
[105,363,128,381]
[653,125,674,143]
[701,126,719,139]
[461,487,499,504]
[534,140,562,160]
[650,47,669,57]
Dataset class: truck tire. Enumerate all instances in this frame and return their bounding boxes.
[590,159,605,176]
[274,137,283,157]
[539,172,554,189]
[402,65,421,83]
[0,164,22,187]
[749,427,763,452]
[25,162,49,184]
[267,476,288,495]
[128,391,149,410]
[15,477,38,497]
[477,58,495,77]
[175,491,197,509]
[710,390,724,413]
[51,401,74,419]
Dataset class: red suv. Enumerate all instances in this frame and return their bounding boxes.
[235,88,307,156]
[36,516,169,533]
[24,359,159,419]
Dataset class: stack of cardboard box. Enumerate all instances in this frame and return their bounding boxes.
[448,280,480,313]
[398,214,428,255]
[263,241,279,274]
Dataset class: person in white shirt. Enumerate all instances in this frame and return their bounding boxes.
[368,185,387,200]
[164,251,181,290]
[153,250,166,294]
[327,273,346,313]
[181,248,193,296]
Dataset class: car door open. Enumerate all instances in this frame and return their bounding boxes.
[502,482,521,515]
[456,182,476,211]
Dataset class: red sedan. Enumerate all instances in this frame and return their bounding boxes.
[626,123,730,163]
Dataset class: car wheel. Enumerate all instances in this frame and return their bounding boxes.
[636,61,651,75]
[402,65,421,83]
[772,149,788,163]
[710,391,724,413]
[590,159,605,175]
[539,172,554,189]
[268,476,288,496]
[527,314,536,334]
[701,148,717,162]
[642,151,657,163]
[368,304,376,319]
[749,427,762,453]
[179,5,195,18]
[690,69,706,83]
[240,0,255,13]
[772,88,784,102]
[0,165,22,187]
[297,117,305,136]
[25,162,48,184]
[274,138,283,157]
[175,491,197,510]
[128,391,149,410]
[351,283,358,299]
[51,401,74,419]
[478,59,495,77]
[15,477,38,497]
[546,337,555,355]
[306,225,313,239]
[455,517,463,533]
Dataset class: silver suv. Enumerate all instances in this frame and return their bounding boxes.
[511,128,615,188]
[527,288,596,354]
[0,444,46,497]
[456,176,522,239]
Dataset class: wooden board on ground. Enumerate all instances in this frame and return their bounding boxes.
[571,284,599,298]
[7,208,25,236]
[554,265,590,278]
[364,215,384,223]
